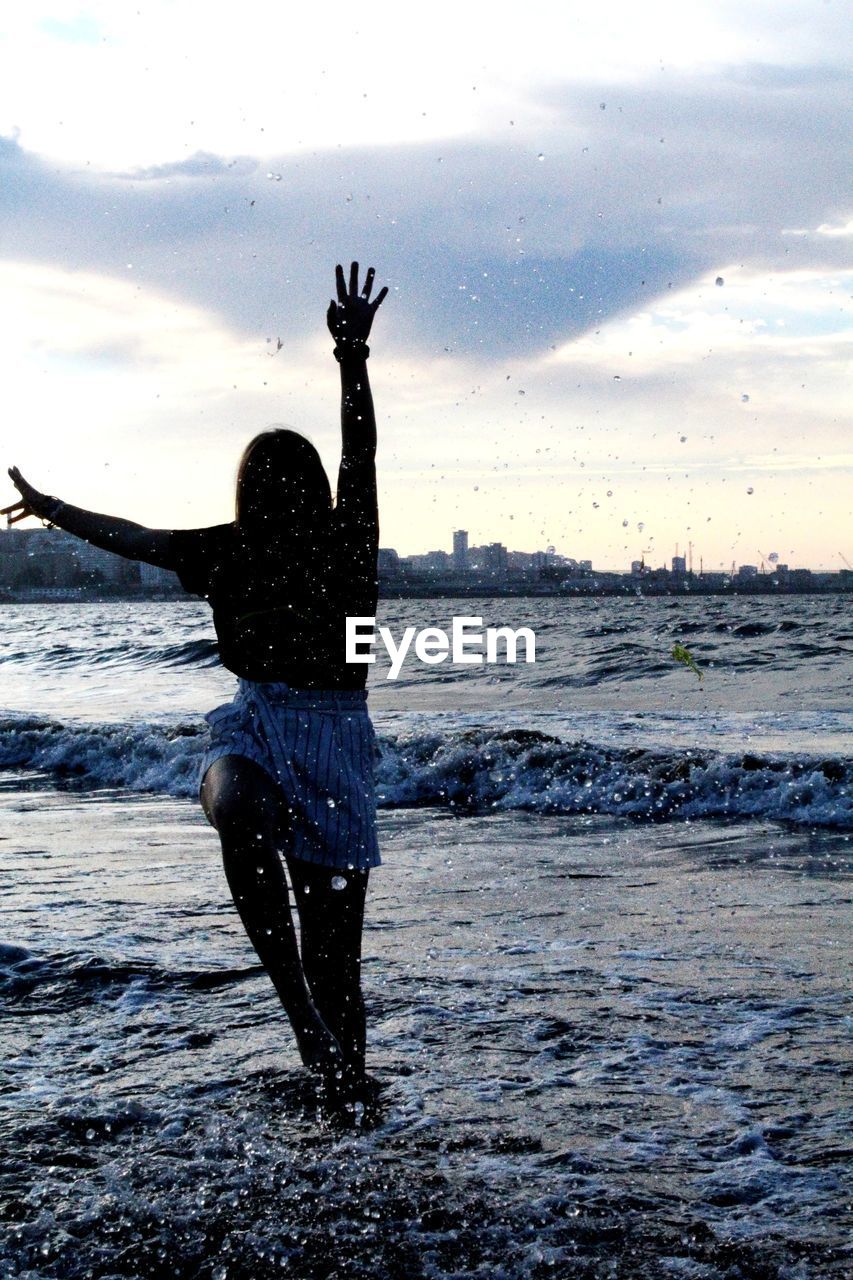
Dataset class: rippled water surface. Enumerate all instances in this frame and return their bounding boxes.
[1,597,851,828]
[1,597,851,1277]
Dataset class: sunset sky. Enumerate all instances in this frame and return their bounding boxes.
[1,1,850,570]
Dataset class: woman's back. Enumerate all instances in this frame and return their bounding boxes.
[170,506,378,688]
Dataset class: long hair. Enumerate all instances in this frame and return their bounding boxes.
[235,428,332,536]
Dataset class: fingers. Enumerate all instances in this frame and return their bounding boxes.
[5,468,41,524]
[1,497,30,526]
[8,466,33,496]
[333,262,387,315]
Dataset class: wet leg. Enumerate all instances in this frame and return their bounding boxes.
[201,754,342,1077]
[287,860,369,1083]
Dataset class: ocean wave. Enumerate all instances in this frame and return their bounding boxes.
[375,728,851,829]
[4,637,222,670]
[2,625,848,686]
[0,715,204,796]
[135,638,221,667]
[0,715,849,830]
[0,943,259,1001]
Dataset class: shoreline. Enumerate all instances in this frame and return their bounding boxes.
[1,581,852,604]
[2,792,850,1276]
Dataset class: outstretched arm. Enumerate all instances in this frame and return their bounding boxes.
[327,262,387,534]
[4,467,173,567]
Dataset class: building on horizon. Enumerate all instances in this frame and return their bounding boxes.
[0,526,179,594]
[378,547,401,574]
[139,561,181,592]
[483,542,508,576]
[407,549,452,573]
[452,529,469,573]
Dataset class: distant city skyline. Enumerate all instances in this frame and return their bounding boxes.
[1,4,850,572]
[1,518,846,580]
[388,528,844,575]
[2,525,848,603]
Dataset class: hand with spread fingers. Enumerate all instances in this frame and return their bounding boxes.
[326,261,388,360]
[3,466,57,525]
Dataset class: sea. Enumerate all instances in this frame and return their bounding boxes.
[1,595,850,1279]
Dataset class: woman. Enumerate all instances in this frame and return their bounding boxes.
[6,262,388,1111]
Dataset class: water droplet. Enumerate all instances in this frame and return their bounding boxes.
[331,876,347,891]
[680,435,687,443]
[746,486,754,495]
[638,522,645,532]
[537,153,545,161]
[715,276,724,287]
[326,797,336,809]
[622,519,629,527]
[85,1129,95,1141]
[741,393,750,403]
[606,489,612,497]
[613,375,621,381]
[303,885,310,895]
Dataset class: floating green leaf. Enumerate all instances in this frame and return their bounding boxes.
[672,642,703,682]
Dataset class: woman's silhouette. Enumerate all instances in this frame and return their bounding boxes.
[6,262,388,1112]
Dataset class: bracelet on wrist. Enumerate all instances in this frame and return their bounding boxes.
[333,341,369,364]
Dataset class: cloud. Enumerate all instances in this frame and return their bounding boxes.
[115,153,260,181]
[37,14,105,45]
[1,32,850,567]
[0,58,849,363]
[815,219,853,238]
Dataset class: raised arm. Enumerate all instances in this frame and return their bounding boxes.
[326,262,387,532]
[4,466,173,567]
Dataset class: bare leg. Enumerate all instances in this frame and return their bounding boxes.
[287,860,369,1086]
[200,754,342,1078]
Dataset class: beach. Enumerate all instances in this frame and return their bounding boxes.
[1,597,851,1277]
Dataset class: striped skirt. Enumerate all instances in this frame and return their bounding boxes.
[199,679,380,870]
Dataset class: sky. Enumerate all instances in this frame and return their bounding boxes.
[1,1,850,571]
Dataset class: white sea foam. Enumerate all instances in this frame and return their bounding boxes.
[1,714,849,829]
